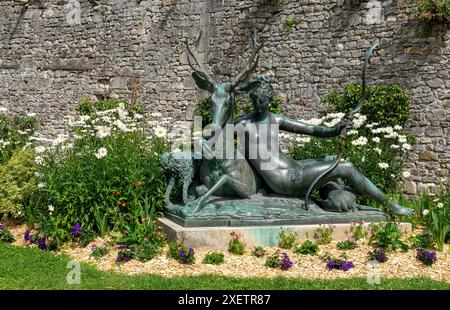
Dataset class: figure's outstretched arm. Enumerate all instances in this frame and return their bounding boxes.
[275,114,343,138]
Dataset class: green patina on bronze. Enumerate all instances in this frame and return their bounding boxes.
[162,31,413,227]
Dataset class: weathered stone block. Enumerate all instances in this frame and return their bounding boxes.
[419,150,439,161]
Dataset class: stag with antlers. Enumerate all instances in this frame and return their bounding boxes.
[181,30,265,212]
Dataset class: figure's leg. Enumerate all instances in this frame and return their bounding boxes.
[182,176,192,205]
[301,161,413,216]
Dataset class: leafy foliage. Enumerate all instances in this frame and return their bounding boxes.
[368,222,408,252]
[409,232,436,250]
[295,240,319,255]
[278,228,297,249]
[25,99,167,249]
[251,246,266,257]
[91,243,108,260]
[314,225,334,245]
[168,241,195,264]
[0,113,37,164]
[135,239,163,262]
[416,0,450,26]
[202,251,225,265]
[322,84,410,127]
[0,224,15,243]
[228,231,245,255]
[337,240,358,250]
[0,149,37,219]
[265,250,281,269]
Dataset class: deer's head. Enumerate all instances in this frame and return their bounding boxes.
[186,30,263,129]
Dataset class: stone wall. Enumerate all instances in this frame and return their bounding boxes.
[0,0,448,195]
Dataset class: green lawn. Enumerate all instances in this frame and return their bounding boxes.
[0,243,449,290]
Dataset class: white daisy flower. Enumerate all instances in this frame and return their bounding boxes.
[35,156,44,165]
[154,126,167,138]
[378,162,389,169]
[351,136,368,146]
[402,143,412,151]
[402,171,411,178]
[422,209,430,216]
[96,126,111,139]
[95,147,108,159]
[35,146,46,154]
[398,135,407,143]
[437,203,444,209]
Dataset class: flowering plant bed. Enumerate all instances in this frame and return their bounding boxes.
[5,223,450,283]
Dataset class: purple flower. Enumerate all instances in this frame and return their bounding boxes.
[118,245,127,250]
[37,237,47,250]
[326,261,336,270]
[72,223,82,236]
[24,229,31,242]
[416,248,437,266]
[280,253,293,270]
[179,249,186,257]
[91,243,97,249]
[189,247,194,254]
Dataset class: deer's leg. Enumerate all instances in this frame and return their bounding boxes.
[165,176,176,207]
[192,174,229,213]
[182,176,192,205]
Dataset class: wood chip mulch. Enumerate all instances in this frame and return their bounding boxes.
[7,223,450,283]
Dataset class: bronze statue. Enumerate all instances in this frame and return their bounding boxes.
[234,74,413,216]
[162,32,413,225]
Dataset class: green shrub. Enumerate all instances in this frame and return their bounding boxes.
[0,112,37,164]
[337,240,358,250]
[278,228,297,249]
[368,222,408,252]
[289,112,414,196]
[314,225,334,245]
[251,246,266,257]
[322,84,410,127]
[167,241,195,264]
[0,224,15,243]
[265,250,281,269]
[295,240,319,255]
[202,251,225,265]
[290,84,414,198]
[91,243,108,260]
[422,184,449,251]
[399,184,449,251]
[351,223,367,241]
[283,18,296,32]
[228,231,245,255]
[409,232,436,250]
[26,99,167,247]
[416,0,450,26]
[136,239,163,262]
[0,149,37,219]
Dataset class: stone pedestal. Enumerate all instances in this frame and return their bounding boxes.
[158,217,412,251]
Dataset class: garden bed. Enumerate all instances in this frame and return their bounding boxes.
[7,223,450,283]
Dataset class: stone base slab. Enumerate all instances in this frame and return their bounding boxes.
[158,217,412,250]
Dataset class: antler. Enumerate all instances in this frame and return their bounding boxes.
[185,30,215,85]
[232,29,264,87]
